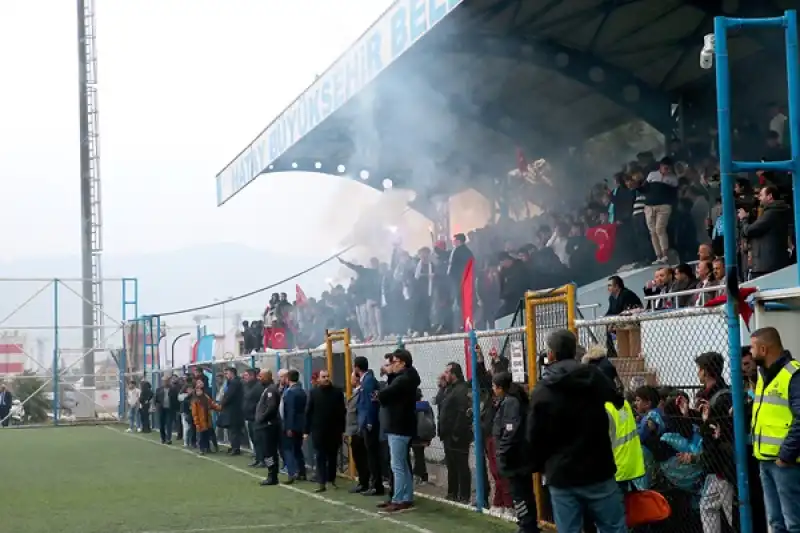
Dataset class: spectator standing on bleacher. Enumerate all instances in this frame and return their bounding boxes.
[738,185,791,278]
[749,327,800,533]
[527,330,627,533]
[643,157,679,264]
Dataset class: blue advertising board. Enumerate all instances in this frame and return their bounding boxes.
[215,0,463,206]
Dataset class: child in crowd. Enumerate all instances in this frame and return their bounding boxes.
[190,382,221,455]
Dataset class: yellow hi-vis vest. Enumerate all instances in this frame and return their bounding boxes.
[606,400,646,482]
[752,359,800,462]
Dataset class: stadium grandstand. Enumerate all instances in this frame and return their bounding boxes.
[4,1,800,533]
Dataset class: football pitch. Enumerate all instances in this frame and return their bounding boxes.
[0,426,517,533]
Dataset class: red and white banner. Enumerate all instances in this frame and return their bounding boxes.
[296,284,308,306]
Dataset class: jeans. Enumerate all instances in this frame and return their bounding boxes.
[548,477,626,533]
[128,406,140,431]
[388,434,413,504]
[700,474,734,533]
[158,408,174,443]
[281,432,306,478]
[760,461,800,533]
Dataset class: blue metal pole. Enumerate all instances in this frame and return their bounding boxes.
[714,16,752,533]
[784,10,800,287]
[469,330,485,512]
[53,280,60,426]
[250,355,255,369]
[156,316,162,376]
[120,330,127,421]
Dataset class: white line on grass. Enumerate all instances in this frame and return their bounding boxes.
[140,518,371,533]
[106,427,434,533]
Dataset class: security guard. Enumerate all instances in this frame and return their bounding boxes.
[750,327,800,532]
[255,369,282,486]
[606,399,646,484]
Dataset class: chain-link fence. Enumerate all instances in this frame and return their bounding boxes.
[576,307,742,533]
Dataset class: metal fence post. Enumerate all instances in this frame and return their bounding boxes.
[53,279,60,426]
[714,16,751,533]
[469,329,485,512]
[120,328,127,421]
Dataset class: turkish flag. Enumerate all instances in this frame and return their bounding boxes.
[296,284,308,306]
[586,223,618,263]
[461,257,475,378]
[264,327,288,350]
[704,274,757,329]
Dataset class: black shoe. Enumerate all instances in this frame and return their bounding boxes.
[349,485,365,494]
[213,444,219,453]
[315,485,326,493]
[161,440,166,444]
[362,488,385,496]
[166,441,172,445]
[230,449,241,456]
[330,481,338,489]
[283,477,296,485]
[260,478,279,486]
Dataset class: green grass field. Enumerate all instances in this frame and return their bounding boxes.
[0,425,517,533]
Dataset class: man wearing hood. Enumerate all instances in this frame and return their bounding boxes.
[527,330,627,533]
[738,184,791,277]
[377,348,421,513]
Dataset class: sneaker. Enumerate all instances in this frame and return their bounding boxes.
[260,478,279,486]
[382,502,414,513]
[349,485,365,494]
[125,428,132,433]
[136,428,142,433]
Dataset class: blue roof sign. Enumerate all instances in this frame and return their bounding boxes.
[215,0,463,206]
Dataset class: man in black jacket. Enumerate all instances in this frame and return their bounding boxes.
[154,376,180,444]
[377,349,421,513]
[221,367,244,455]
[255,369,281,486]
[242,369,265,467]
[738,184,791,277]
[439,361,473,503]
[527,330,626,533]
[305,369,346,493]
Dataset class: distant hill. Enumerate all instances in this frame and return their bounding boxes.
[0,244,340,357]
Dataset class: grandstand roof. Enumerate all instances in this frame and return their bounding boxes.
[215,0,791,206]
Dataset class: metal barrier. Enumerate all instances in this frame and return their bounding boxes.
[0,277,138,428]
[322,284,575,526]
[576,307,743,533]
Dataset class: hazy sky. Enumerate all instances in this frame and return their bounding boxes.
[0,0,398,261]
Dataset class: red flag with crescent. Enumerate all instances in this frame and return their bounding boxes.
[586,223,618,263]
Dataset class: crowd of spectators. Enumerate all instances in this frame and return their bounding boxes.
[130,324,798,533]
[236,105,795,351]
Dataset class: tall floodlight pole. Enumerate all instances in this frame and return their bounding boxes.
[77,0,104,388]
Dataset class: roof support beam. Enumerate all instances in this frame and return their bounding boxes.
[433,33,673,134]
